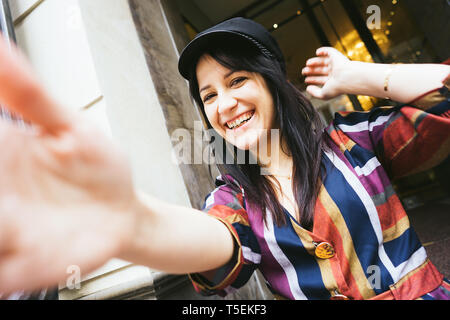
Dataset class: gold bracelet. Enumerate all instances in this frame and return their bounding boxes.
[383,66,394,99]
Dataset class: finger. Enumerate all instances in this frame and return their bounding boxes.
[304,76,328,86]
[302,66,330,76]
[0,255,56,294]
[0,35,74,135]
[0,255,29,294]
[305,57,329,67]
[316,46,335,57]
[0,224,13,257]
[306,85,325,100]
[0,194,24,265]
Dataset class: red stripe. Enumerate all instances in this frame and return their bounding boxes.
[376,194,406,231]
[384,108,450,177]
[391,126,449,177]
[383,116,416,160]
[328,127,351,147]
[390,260,443,300]
[314,196,364,300]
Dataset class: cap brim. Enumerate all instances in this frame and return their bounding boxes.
[178,30,251,80]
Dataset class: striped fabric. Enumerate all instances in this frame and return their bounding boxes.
[189,83,450,300]
[417,278,450,300]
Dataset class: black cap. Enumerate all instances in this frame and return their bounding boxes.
[178,17,286,80]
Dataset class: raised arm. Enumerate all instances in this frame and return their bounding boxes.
[0,35,233,294]
[302,47,450,103]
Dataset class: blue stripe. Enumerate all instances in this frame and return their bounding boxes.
[230,263,258,289]
[333,110,371,125]
[420,293,435,300]
[425,99,449,116]
[201,191,213,210]
[232,223,261,255]
[343,149,358,168]
[273,210,330,300]
[383,227,422,267]
[347,143,377,169]
[334,105,397,127]
[322,155,394,294]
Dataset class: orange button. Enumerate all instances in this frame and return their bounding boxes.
[314,242,335,259]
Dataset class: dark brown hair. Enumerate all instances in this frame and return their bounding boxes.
[187,37,328,230]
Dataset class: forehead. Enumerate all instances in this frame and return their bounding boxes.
[196,54,231,82]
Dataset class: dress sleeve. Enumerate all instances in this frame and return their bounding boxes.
[188,176,261,297]
[328,77,450,179]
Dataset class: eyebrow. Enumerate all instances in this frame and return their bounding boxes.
[199,70,237,94]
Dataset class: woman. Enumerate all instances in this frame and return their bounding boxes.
[0,18,448,300]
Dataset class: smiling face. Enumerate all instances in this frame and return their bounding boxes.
[196,54,277,151]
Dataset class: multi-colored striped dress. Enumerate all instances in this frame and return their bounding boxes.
[189,81,450,300]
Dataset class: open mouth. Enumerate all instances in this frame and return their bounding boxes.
[226,110,255,130]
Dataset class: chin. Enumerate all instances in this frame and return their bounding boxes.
[231,132,261,152]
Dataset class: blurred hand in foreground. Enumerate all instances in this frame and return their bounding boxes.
[0,35,136,294]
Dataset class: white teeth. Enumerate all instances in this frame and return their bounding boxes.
[227,111,254,129]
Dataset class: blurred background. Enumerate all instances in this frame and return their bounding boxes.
[178,0,449,113]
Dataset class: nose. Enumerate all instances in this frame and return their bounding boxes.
[217,92,237,114]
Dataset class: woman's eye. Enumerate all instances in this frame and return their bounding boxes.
[231,77,247,86]
[203,93,215,103]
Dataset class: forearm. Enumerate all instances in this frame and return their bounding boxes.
[338,61,450,103]
[118,191,234,274]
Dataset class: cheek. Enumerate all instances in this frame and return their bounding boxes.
[260,95,277,127]
[204,107,221,130]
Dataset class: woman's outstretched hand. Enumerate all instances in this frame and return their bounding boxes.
[301,47,351,100]
[0,36,136,294]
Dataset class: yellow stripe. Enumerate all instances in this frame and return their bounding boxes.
[337,139,356,154]
[391,132,417,159]
[413,90,447,110]
[410,109,424,124]
[290,219,337,297]
[222,212,250,227]
[344,139,356,152]
[382,216,410,243]
[319,187,376,299]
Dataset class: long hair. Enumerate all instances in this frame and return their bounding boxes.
[187,37,327,230]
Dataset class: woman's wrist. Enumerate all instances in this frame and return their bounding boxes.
[116,190,156,262]
[334,61,449,103]
[334,60,375,97]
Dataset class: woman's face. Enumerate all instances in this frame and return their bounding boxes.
[196,54,277,151]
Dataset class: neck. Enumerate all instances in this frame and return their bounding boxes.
[251,129,293,177]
